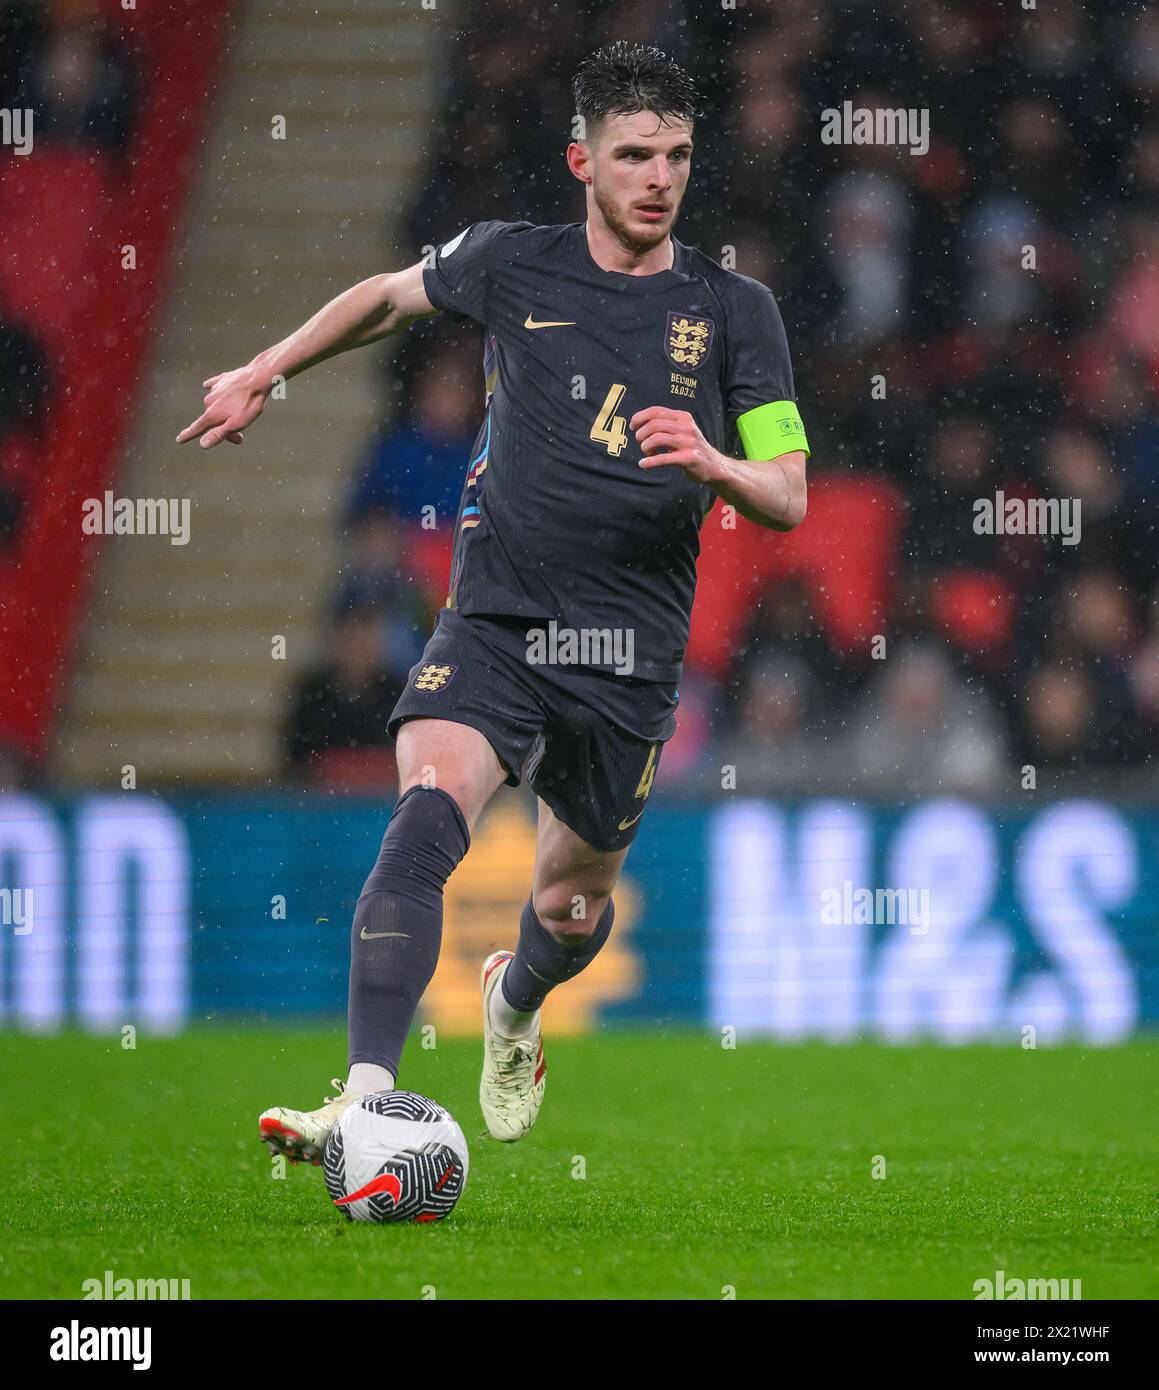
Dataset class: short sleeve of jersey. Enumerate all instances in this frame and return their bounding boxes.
[722,277,798,425]
[422,220,513,327]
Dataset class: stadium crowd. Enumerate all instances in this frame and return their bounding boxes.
[288,0,1159,797]
[0,0,138,552]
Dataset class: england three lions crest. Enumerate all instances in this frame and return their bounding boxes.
[413,663,457,692]
[665,312,714,371]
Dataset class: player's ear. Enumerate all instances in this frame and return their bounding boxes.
[565,141,593,185]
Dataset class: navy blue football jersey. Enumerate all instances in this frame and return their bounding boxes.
[422,220,799,682]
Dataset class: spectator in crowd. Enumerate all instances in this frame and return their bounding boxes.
[822,167,914,348]
[285,599,409,789]
[1038,569,1138,761]
[845,641,1008,796]
[349,339,481,526]
[1036,427,1151,595]
[726,576,859,721]
[13,0,136,154]
[901,412,1025,688]
[1015,663,1109,775]
[716,653,837,796]
[334,502,432,675]
[12,0,136,153]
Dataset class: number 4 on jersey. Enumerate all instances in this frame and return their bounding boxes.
[590,383,628,457]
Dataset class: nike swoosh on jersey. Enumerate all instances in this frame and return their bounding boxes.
[360,928,411,940]
[524,313,577,329]
[617,810,645,831]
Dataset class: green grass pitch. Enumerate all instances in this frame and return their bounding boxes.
[3,1029,1156,1300]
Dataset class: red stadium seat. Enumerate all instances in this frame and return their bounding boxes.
[688,475,905,678]
[308,746,399,792]
[929,570,1016,655]
[0,148,113,355]
[402,523,455,606]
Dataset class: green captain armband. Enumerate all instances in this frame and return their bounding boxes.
[736,400,810,461]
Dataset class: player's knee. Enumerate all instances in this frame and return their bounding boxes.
[399,772,480,831]
[532,886,611,945]
[394,720,504,831]
[361,785,470,901]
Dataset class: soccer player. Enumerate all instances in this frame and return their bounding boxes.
[178,42,808,1157]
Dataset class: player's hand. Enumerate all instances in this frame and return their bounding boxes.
[630,406,725,484]
[176,363,271,448]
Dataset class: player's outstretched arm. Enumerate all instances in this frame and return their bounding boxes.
[176,260,437,449]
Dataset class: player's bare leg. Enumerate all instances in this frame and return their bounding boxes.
[480,800,628,1141]
[261,719,506,1163]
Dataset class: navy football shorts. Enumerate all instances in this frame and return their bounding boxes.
[387,609,678,852]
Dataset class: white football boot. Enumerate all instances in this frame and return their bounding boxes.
[259,1078,366,1166]
[479,950,546,1142]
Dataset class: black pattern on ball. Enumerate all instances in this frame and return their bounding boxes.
[322,1124,349,1216]
[358,1090,450,1123]
[363,1142,465,1223]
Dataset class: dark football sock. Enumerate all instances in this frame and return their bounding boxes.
[347,785,470,1079]
[501,896,615,1013]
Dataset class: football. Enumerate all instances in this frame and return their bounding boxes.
[322,1091,469,1224]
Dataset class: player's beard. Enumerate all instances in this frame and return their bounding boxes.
[593,179,678,259]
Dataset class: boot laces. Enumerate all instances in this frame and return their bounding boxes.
[492,1038,536,1109]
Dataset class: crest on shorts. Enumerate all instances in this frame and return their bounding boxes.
[664,312,714,371]
[413,663,456,692]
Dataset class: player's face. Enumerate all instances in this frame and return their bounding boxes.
[587,110,693,252]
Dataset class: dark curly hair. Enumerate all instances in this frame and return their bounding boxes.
[572,42,700,141]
